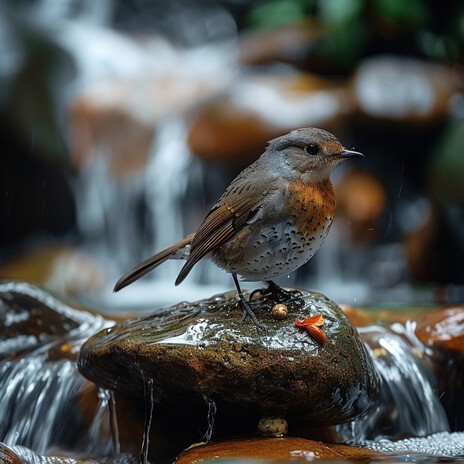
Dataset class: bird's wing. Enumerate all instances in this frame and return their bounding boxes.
[175,177,276,285]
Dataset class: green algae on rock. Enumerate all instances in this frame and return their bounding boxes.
[78,289,378,427]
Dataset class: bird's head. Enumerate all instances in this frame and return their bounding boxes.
[267,127,364,182]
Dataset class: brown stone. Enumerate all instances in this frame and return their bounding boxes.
[0,281,108,359]
[415,306,464,430]
[351,56,461,125]
[336,169,387,245]
[175,437,377,463]
[415,306,464,352]
[78,289,378,429]
[238,21,324,67]
[0,245,105,296]
[187,73,350,166]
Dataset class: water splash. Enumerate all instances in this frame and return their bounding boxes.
[337,326,449,444]
[365,431,464,456]
[140,377,155,464]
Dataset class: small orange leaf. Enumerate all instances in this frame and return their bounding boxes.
[295,314,324,327]
[295,314,326,345]
[304,324,326,345]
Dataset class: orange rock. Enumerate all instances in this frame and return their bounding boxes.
[336,169,387,245]
[351,56,461,125]
[341,304,375,327]
[415,306,464,352]
[0,244,105,295]
[68,87,154,178]
[175,437,376,463]
[187,73,350,166]
[415,306,464,430]
[238,20,324,67]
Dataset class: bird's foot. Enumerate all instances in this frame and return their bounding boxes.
[232,274,266,331]
[265,281,303,301]
[240,300,266,331]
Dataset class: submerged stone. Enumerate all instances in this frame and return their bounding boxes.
[78,289,378,427]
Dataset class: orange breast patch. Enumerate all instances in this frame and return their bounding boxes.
[285,178,336,233]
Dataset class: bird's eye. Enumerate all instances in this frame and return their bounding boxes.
[305,143,320,156]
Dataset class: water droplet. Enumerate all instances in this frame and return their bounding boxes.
[140,377,155,464]
[200,396,217,443]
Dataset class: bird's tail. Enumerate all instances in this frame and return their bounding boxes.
[113,233,195,292]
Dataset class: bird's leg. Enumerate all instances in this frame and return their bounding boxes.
[265,280,303,303]
[232,274,265,331]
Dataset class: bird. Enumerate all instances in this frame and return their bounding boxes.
[114,127,363,328]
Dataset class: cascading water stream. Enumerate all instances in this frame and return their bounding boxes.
[140,377,155,464]
[337,325,450,444]
[0,355,82,453]
[200,396,217,444]
[85,388,121,455]
[0,282,115,457]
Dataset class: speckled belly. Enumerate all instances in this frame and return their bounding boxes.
[212,179,336,281]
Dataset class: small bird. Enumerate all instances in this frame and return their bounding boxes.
[114,127,363,327]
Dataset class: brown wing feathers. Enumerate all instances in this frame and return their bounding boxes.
[113,233,195,291]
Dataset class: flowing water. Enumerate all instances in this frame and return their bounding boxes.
[1,320,461,462]
[200,396,217,444]
[0,281,115,458]
[0,355,82,453]
[337,326,449,444]
[140,378,155,464]
[86,388,121,455]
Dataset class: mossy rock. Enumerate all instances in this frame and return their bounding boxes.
[79,288,378,428]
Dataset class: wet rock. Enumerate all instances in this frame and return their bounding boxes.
[238,21,324,68]
[0,442,25,464]
[336,169,387,245]
[0,245,106,297]
[0,442,137,463]
[0,281,122,459]
[415,306,464,352]
[175,437,377,463]
[0,281,108,359]
[351,56,461,125]
[78,289,378,430]
[186,73,350,166]
[415,306,464,430]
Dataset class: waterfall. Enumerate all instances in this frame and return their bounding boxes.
[100,118,232,309]
[0,282,114,455]
[0,356,82,453]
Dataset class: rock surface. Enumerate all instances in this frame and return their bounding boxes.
[0,280,108,359]
[415,306,464,430]
[0,442,137,464]
[175,437,377,463]
[78,289,378,427]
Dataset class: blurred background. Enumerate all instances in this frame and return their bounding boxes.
[0,0,463,311]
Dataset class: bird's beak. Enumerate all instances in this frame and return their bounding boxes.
[339,148,364,159]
